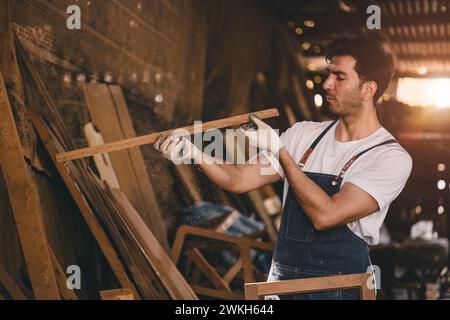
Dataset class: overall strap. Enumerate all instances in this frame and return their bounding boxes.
[298,120,338,168]
[331,138,398,186]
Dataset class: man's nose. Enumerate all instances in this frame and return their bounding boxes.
[323,76,334,91]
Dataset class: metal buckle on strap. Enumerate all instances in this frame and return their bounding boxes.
[332,172,344,186]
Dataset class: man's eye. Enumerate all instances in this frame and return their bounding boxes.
[337,77,344,81]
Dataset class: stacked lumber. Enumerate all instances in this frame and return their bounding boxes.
[16,39,197,300]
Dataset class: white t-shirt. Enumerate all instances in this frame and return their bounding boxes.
[271,120,412,245]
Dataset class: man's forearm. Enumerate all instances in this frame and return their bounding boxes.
[278,147,334,230]
[194,152,241,193]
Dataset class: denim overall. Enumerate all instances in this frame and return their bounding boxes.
[270,120,397,300]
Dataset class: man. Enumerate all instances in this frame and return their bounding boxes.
[154,37,412,299]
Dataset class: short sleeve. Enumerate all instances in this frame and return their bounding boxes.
[280,122,303,151]
[277,122,310,179]
[345,149,413,212]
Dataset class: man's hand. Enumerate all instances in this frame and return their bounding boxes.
[154,132,201,164]
[242,115,284,156]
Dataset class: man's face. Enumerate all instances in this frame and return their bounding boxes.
[322,55,364,115]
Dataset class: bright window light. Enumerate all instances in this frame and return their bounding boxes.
[396,77,450,109]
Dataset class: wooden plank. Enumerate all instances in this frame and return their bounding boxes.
[100,288,134,300]
[171,225,274,263]
[107,186,197,299]
[83,84,168,249]
[48,248,78,300]
[245,273,375,299]
[215,210,239,233]
[29,113,139,299]
[244,283,259,300]
[88,171,168,300]
[185,248,231,292]
[84,123,120,189]
[191,285,243,300]
[0,72,60,300]
[109,85,167,247]
[0,264,27,300]
[240,244,254,283]
[283,104,297,126]
[361,274,377,300]
[55,108,280,162]
[223,259,243,285]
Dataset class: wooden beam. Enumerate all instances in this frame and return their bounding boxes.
[171,225,274,264]
[223,259,243,285]
[29,113,139,299]
[107,186,197,300]
[100,288,134,300]
[244,273,376,300]
[55,108,280,162]
[0,264,27,300]
[190,285,243,300]
[83,84,168,249]
[0,72,60,300]
[185,248,231,292]
[48,248,78,300]
[83,122,120,189]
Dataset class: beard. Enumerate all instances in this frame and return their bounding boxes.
[327,91,362,115]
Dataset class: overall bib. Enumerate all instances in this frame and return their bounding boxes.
[270,120,397,300]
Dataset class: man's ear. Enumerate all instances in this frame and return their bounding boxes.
[362,81,377,101]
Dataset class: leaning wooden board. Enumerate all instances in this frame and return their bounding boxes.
[82,84,168,250]
[0,72,60,300]
[0,263,27,300]
[56,107,279,162]
[29,113,140,299]
[107,186,197,300]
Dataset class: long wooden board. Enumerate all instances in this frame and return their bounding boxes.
[82,84,168,249]
[0,72,60,300]
[107,186,198,300]
[56,108,279,162]
[48,248,78,300]
[0,263,27,300]
[29,113,139,299]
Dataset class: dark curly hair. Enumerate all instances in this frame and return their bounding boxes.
[325,37,396,103]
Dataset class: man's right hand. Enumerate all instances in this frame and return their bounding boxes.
[154,133,201,164]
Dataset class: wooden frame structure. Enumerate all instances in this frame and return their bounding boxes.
[244,273,376,300]
[172,225,274,299]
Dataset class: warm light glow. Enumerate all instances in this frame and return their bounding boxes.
[397,78,450,109]
[416,66,428,75]
[437,163,446,172]
[306,80,314,90]
[438,205,445,215]
[415,206,422,215]
[307,63,317,71]
[301,42,311,50]
[304,20,315,28]
[314,94,323,107]
[437,180,446,190]
[295,27,304,35]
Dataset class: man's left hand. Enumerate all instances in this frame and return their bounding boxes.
[242,115,284,156]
